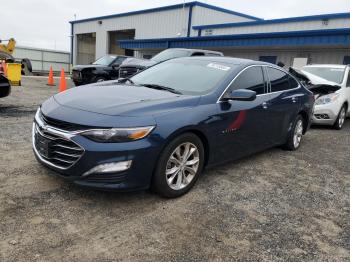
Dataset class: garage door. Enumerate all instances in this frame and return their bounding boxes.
[76,33,96,65]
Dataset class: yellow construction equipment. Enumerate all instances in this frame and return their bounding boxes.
[0,38,32,75]
[0,38,16,55]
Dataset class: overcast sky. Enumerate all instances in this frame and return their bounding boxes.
[1,0,349,51]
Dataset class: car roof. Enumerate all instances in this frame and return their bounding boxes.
[170,56,268,66]
[303,64,347,69]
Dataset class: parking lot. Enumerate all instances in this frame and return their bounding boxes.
[0,77,349,261]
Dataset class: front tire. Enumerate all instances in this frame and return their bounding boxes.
[283,115,304,151]
[152,133,205,198]
[333,105,347,130]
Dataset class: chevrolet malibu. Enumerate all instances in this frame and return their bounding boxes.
[33,57,314,198]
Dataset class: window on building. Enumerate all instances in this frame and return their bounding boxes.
[259,56,277,64]
[343,56,350,65]
[229,66,265,95]
[267,67,290,92]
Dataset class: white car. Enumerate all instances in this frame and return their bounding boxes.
[301,64,350,129]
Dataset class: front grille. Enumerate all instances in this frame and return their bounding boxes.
[40,112,91,131]
[33,124,84,169]
[119,67,140,78]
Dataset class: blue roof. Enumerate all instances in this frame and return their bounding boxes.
[193,12,350,30]
[118,28,350,49]
[70,1,262,24]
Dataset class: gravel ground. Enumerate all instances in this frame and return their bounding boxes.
[0,77,349,261]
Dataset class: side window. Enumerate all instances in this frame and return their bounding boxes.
[229,66,265,95]
[267,67,290,92]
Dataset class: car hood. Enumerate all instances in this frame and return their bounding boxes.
[289,67,341,95]
[300,70,340,86]
[53,82,200,117]
[73,64,109,71]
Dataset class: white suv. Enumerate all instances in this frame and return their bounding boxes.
[301,64,350,129]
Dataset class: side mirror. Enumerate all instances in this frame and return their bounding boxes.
[222,89,256,102]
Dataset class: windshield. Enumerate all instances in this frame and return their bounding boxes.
[93,55,116,66]
[152,49,192,63]
[131,59,235,95]
[301,66,345,84]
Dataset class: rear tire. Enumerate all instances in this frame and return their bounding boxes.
[283,115,304,151]
[333,105,347,130]
[152,133,205,198]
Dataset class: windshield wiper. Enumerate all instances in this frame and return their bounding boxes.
[140,84,182,95]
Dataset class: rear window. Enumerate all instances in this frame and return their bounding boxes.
[301,66,345,84]
[267,67,292,92]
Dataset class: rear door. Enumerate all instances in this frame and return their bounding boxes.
[213,66,271,163]
[263,66,302,145]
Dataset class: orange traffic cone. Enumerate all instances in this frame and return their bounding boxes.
[47,66,55,86]
[59,68,67,92]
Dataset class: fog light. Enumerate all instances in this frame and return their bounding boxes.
[82,160,132,177]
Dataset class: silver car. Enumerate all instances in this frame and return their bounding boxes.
[301,64,350,129]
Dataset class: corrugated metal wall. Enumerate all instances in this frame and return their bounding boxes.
[72,5,258,64]
[223,48,350,67]
[13,46,70,73]
[210,18,350,36]
[190,6,254,36]
[73,7,190,63]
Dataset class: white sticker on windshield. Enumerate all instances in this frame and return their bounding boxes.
[207,63,231,71]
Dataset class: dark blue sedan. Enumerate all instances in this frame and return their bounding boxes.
[32,57,314,198]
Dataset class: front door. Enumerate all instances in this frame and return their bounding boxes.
[213,66,271,163]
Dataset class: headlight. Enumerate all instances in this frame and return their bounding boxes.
[81,126,155,143]
[315,93,340,105]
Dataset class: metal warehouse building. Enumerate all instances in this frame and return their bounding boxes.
[70,1,350,68]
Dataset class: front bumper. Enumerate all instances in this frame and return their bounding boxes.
[311,104,340,125]
[32,118,161,191]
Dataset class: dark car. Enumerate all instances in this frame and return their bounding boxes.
[119,48,223,78]
[32,57,314,198]
[72,55,128,86]
[0,74,11,98]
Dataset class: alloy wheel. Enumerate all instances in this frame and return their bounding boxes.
[293,120,303,148]
[338,107,346,128]
[165,142,200,190]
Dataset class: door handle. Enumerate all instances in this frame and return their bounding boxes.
[262,102,268,109]
[292,97,298,103]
